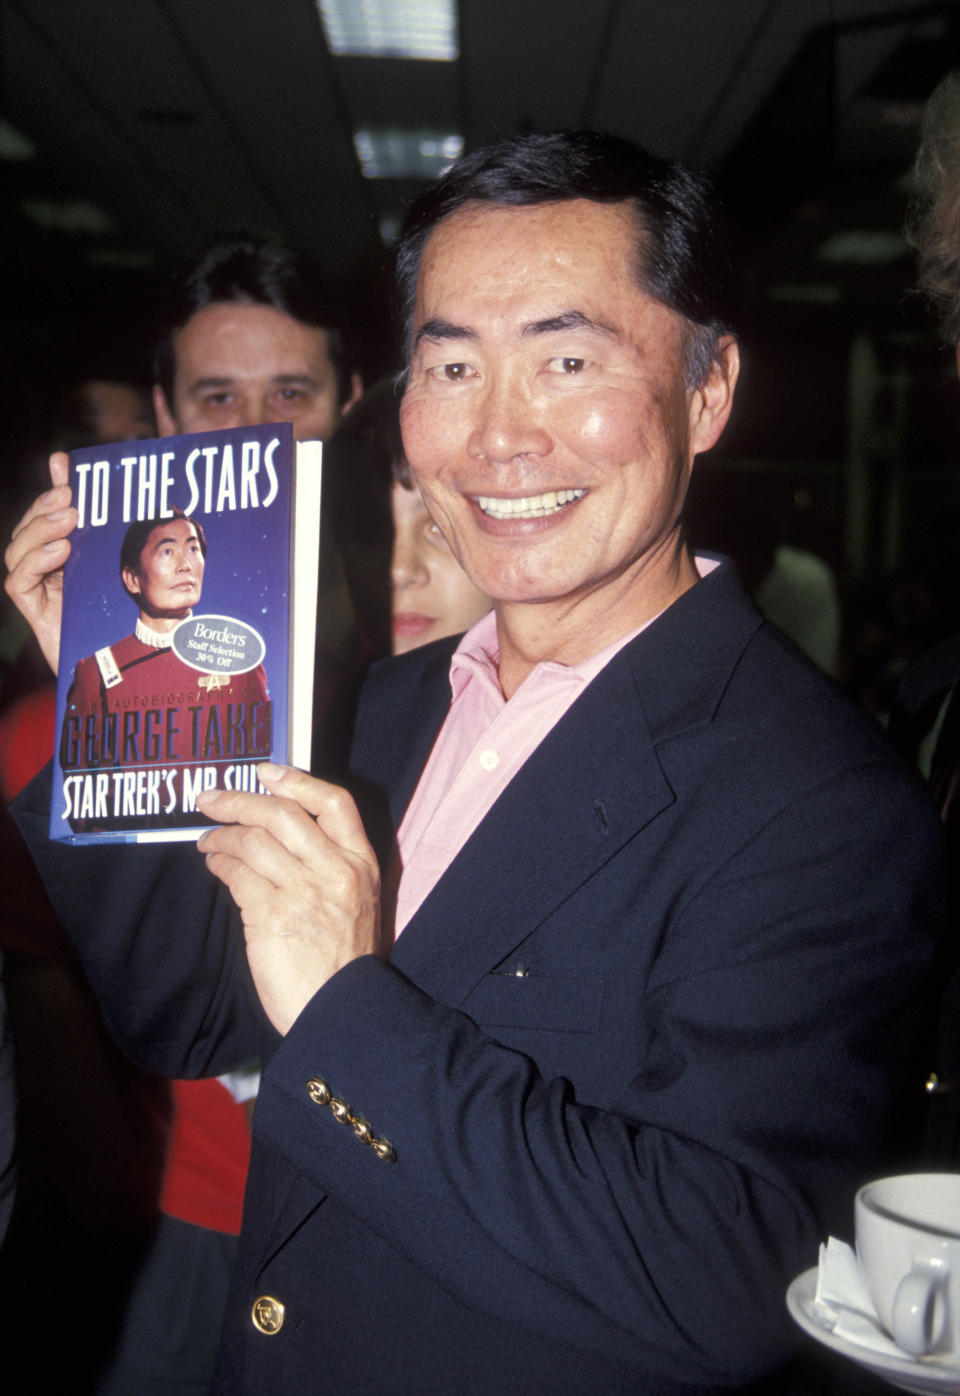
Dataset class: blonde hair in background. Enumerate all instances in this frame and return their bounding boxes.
[908,71,960,343]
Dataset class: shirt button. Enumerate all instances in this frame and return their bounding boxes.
[479,749,499,771]
[251,1295,285,1334]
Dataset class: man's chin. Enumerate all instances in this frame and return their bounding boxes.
[141,603,196,625]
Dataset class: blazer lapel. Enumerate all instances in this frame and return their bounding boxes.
[390,650,673,1004]
[390,562,763,1007]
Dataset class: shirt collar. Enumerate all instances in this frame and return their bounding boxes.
[135,616,183,649]
[448,554,722,700]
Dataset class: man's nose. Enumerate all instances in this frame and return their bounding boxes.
[467,377,551,465]
[229,399,264,428]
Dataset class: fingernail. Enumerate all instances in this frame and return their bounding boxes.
[257,762,284,782]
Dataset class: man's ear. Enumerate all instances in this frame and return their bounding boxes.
[152,383,178,438]
[689,336,739,456]
[340,373,364,417]
[121,567,141,598]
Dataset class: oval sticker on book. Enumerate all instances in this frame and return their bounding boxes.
[172,614,266,676]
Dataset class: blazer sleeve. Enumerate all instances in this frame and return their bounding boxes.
[252,756,944,1388]
[10,764,275,1077]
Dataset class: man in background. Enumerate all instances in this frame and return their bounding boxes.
[151,241,361,441]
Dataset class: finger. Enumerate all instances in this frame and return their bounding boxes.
[199,817,308,890]
[203,848,278,921]
[196,786,273,825]
[49,451,69,488]
[198,779,363,871]
[5,491,76,595]
[4,527,72,593]
[256,763,374,860]
[198,790,347,890]
[8,480,74,549]
[4,518,71,608]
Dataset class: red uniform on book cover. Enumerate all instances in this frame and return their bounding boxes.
[50,421,319,843]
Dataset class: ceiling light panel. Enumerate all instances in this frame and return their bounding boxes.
[318,0,457,60]
[354,129,463,179]
[20,198,116,235]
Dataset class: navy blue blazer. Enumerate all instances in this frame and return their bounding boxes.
[14,561,945,1394]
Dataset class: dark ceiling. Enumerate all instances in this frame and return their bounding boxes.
[2,0,960,511]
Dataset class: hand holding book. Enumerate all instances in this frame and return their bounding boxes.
[197,763,385,1036]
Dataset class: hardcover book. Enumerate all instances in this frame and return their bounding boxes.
[50,421,322,843]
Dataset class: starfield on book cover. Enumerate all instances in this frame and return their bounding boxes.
[51,421,303,843]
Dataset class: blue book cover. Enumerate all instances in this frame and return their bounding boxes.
[50,421,320,843]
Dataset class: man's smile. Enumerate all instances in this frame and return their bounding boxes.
[475,488,586,520]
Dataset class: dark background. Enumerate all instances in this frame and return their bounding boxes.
[2,0,960,698]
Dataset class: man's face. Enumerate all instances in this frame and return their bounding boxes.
[154,302,361,441]
[123,517,205,621]
[400,199,737,632]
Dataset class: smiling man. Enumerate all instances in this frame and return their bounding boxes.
[6,132,946,1393]
[399,195,735,690]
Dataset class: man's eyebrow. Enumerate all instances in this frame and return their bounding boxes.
[413,317,478,350]
[186,377,234,394]
[522,310,619,338]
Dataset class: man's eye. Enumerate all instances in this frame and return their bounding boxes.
[205,393,233,406]
[547,357,587,375]
[428,363,472,382]
[277,387,307,401]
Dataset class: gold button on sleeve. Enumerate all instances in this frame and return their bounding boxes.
[329,1095,351,1124]
[350,1113,373,1145]
[370,1137,397,1163]
[251,1295,285,1334]
[306,1077,331,1106]
[306,1075,396,1160]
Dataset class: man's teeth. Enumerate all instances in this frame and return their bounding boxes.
[476,489,585,520]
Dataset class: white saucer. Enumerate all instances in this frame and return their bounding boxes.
[787,1266,960,1394]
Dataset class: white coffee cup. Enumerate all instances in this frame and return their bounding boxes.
[855,1173,960,1359]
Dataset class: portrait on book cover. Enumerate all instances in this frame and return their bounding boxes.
[59,510,273,833]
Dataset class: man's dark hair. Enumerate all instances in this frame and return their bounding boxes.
[119,509,207,601]
[394,130,739,387]
[153,241,353,405]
